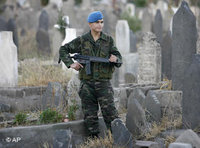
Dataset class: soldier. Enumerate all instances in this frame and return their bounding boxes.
[59,11,122,138]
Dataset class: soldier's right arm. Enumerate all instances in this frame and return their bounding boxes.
[59,37,81,68]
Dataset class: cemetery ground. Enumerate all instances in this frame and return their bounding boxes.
[0,58,188,147]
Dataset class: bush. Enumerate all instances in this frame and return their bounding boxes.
[129,0,147,7]
[120,11,141,32]
[56,11,67,39]
[14,112,27,125]
[39,108,63,124]
[68,100,79,121]
[40,0,49,6]
[0,0,6,14]
[75,0,82,6]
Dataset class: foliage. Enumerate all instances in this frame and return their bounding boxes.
[67,100,79,121]
[75,0,82,6]
[120,11,141,32]
[56,11,66,39]
[0,0,6,14]
[14,112,27,125]
[40,0,49,6]
[190,0,200,8]
[39,108,63,124]
[128,0,147,7]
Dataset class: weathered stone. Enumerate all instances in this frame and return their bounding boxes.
[36,29,51,55]
[183,54,200,129]
[113,87,127,112]
[42,82,66,110]
[130,30,137,53]
[112,119,134,148]
[142,8,153,33]
[67,74,83,120]
[172,1,197,90]
[169,143,192,148]
[0,103,10,112]
[0,17,7,31]
[0,118,106,148]
[150,90,182,118]
[0,32,18,87]
[161,31,172,79]
[138,32,161,84]
[53,129,72,148]
[135,140,159,148]
[38,10,49,31]
[145,90,161,122]
[153,9,163,44]
[7,18,18,47]
[126,99,148,136]
[116,20,130,54]
[128,88,145,108]
[175,129,200,148]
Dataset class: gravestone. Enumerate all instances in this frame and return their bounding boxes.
[161,31,172,79]
[169,143,192,148]
[0,32,18,87]
[126,99,147,136]
[38,10,49,31]
[130,30,137,53]
[142,8,153,33]
[171,1,197,90]
[137,32,161,84]
[0,17,7,31]
[36,29,51,55]
[7,18,18,47]
[145,90,161,122]
[197,31,200,54]
[183,54,200,129]
[42,82,66,110]
[115,20,130,85]
[112,119,134,148]
[116,20,130,54]
[53,129,72,148]
[153,9,163,44]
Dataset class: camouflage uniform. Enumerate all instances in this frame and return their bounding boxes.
[59,31,122,137]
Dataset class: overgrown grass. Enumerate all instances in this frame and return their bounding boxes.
[142,116,182,140]
[18,60,71,86]
[80,131,115,148]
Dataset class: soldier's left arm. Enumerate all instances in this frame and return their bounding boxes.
[109,36,122,68]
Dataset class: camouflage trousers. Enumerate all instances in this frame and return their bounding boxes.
[78,80,118,137]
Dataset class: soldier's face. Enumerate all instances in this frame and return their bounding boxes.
[89,19,104,33]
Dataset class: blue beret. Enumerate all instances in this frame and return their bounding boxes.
[87,11,103,23]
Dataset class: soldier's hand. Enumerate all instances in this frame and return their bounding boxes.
[109,54,117,63]
[70,62,83,71]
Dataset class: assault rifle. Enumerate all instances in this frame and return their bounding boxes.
[68,53,122,75]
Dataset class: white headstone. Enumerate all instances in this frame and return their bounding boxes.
[61,28,77,73]
[0,31,18,87]
[116,20,130,54]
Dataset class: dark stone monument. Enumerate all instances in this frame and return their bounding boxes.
[112,119,134,148]
[171,1,197,90]
[7,18,19,47]
[130,30,137,53]
[153,9,163,44]
[183,54,200,129]
[42,82,66,110]
[161,31,172,79]
[53,129,72,148]
[36,29,51,55]
[0,16,7,31]
[38,10,49,31]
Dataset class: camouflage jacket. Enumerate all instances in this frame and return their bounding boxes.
[59,31,122,81]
